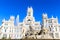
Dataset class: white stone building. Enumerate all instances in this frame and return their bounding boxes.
[0,7,60,39]
[0,7,41,39]
[42,13,60,39]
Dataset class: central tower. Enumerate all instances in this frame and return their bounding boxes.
[27,7,33,17]
[23,7,35,23]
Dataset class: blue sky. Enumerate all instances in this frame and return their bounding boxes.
[0,0,60,25]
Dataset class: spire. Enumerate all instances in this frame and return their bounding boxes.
[42,13,48,19]
[27,7,33,16]
[10,16,15,21]
[52,16,54,19]
[2,18,5,23]
[16,15,19,26]
[56,16,58,23]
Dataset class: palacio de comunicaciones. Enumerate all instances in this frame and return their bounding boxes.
[0,7,60,39]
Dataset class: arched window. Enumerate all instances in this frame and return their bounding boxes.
[28,12,31,16]
[28,19,31,21]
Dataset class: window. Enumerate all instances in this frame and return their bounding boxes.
[3,34,7,38]
[26,24,29,25]
[55,33,59,38]
[17,35,18,37]
[59,27,60,32]
[5,23,8,25]
[28,12,31,16]
[5,29,6,32]
[35,23,38,25]
[4,27,8,29]
[20,27,22,29]
[20,35,21,37]
[28,19,31,21]
[55,27,57,31]
[49,33,53,38]
[17,30,19,32]
[20,24,23,26]
[54,21,56,23]
[12,30,13,33]
[50,28,51,31]
[49,20,52,23]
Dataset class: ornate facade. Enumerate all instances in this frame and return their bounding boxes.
[0,7,60,39]
[42,14,60,39]
[0,7,41,39]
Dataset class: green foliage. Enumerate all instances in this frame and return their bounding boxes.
[2,37,11,40]
[2,37,6,40]
[9,36,11,39]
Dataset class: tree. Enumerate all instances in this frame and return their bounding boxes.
[2,37,6,40]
